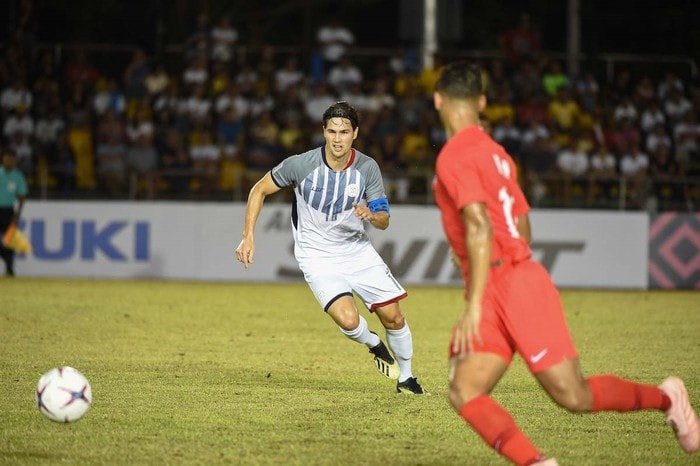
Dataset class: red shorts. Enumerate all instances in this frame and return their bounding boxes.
[449,259,579,373]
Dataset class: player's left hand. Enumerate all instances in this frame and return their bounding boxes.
[352,202,373,222]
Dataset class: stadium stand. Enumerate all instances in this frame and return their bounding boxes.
[1,16,699,211]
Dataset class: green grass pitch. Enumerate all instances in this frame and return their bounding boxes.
[1,278,698,465]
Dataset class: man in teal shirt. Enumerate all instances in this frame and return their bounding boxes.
[0,148,28,277]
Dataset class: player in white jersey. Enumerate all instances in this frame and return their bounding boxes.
[236,101,426,395]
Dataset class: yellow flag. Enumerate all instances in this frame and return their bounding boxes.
[2,224,32,254]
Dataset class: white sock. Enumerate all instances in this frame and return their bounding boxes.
[386,322,414,382]
[340,315,380,347]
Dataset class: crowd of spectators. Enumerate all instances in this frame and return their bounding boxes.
[1,12,699,210]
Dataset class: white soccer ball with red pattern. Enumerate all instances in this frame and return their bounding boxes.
[36,367,92,423]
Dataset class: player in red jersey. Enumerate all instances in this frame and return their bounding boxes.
[432,61,699,466]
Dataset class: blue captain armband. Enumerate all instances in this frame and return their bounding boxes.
[368,198,390,214]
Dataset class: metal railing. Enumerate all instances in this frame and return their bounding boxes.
[523,172,699,211]
[32,164,699,212]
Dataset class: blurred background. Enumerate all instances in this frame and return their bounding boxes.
[1,0,699,211]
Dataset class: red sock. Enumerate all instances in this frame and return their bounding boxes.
[588,375,671,412]
[459,394,545,466]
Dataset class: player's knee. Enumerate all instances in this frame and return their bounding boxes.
[333,309,359,331]
[376,307,405,330]
[448,377,482,412]
[548,383,592,412]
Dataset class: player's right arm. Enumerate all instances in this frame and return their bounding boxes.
[453,201,492,356]
[235,171,282,269]
[516,213,531,244]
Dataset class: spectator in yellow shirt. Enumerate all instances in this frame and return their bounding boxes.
[547,86,581,146]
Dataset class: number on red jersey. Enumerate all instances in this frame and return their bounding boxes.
[492,154,520,239]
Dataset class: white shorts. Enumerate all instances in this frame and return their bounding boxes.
[298,246,407,312]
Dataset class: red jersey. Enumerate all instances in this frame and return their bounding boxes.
[434,125,531,282]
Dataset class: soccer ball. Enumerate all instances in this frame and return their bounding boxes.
[36,366,92,423]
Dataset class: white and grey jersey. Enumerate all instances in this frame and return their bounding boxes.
[270,146,386,259]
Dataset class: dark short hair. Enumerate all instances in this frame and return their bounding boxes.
[435,61,483,99]
[2,147,17,157]
[322,101,359,129]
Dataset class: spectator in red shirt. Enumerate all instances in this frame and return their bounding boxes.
[499,13,541,71]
